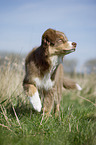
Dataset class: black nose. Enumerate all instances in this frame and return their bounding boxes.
[72,42,77,47]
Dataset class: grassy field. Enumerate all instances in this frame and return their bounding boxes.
[0,54,96,145]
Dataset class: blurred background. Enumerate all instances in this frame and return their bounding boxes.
[0,0,96,74]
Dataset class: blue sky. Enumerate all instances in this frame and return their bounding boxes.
[0,0,96,67]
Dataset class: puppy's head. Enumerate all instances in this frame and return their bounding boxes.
[41,28,77,56]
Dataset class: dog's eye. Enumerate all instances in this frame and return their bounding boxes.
[58,39,63,43]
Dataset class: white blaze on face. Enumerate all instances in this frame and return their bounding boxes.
[67,41,73,49]
[29,91,42,112]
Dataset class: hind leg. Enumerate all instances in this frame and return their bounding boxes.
[23,84,42,112]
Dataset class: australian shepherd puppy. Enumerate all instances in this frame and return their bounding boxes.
[23,28,82,116]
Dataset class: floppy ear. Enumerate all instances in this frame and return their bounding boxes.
[42,38,51,47]
[41,29,56,47]
[41,38,50,57]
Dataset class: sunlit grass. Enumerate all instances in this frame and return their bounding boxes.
[0,55,96,145]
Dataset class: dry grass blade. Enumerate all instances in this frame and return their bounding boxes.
[0,104,11,126]
[0,123,12,132]
[12,104,21,129]
[78,95,96,107]
[69,122,71,132]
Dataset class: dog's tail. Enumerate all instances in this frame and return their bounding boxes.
[63,78,82,91]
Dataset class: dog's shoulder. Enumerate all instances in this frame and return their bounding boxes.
[25,47,37,65]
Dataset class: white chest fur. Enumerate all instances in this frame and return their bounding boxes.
[33,56,59,91]
[34,74,54,90]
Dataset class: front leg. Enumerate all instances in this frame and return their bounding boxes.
[43,89,55,116]
[23,84,42,112]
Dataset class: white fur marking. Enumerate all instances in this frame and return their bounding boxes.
[29,91,42,112]
[50,55,58,67]
[68,41,73,48]
[34,75,54,90]
[76,83,82,91]
[34,56,58,90]
[34,55,60,90]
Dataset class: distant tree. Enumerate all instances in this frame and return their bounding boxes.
[84,59,96,74]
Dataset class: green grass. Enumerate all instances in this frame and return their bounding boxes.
[0,56,96,145]
[0,93,96,145]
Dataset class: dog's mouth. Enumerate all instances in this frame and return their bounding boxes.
[54,48,76,56]
[64,48,76,55]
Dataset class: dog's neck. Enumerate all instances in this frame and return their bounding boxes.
[50,55,64,80]
[50,55,64,67]
[38,45,64,77]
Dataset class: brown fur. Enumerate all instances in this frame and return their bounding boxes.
[23,28,78,116]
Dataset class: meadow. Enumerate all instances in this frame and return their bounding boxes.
[0,54,96,145]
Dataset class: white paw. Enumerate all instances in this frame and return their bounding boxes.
[76,83,82,91]
[29,91,42,112]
